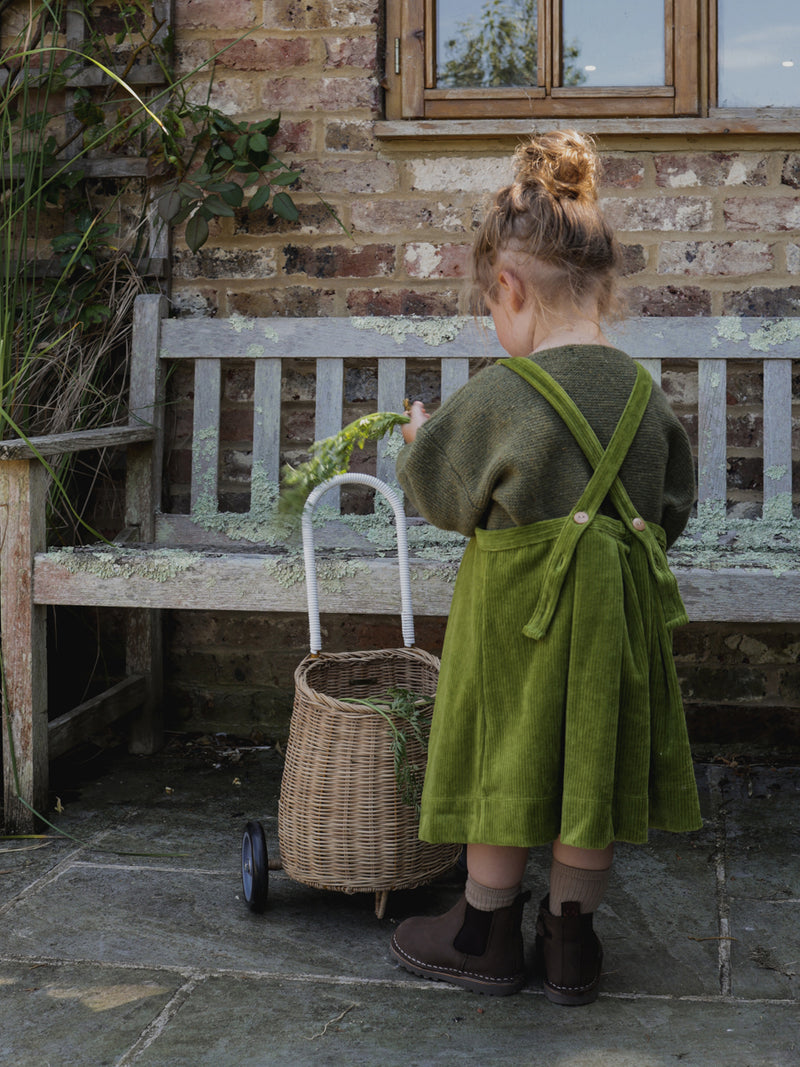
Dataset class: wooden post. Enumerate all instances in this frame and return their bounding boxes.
[125,294,168,753]
[0,460,48,832]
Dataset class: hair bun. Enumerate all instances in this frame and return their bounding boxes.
[512,130,599,203]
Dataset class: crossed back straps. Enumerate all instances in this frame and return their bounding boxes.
[498,357,687,638]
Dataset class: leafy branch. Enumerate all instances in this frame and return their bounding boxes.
[279,411,410,514]
[351,689,435,813]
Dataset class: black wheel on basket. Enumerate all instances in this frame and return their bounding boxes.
[241,820,269,913]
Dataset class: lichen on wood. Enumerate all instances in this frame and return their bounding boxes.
[350,315,472,346]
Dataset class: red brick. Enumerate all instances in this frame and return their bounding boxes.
[177,0,258,30]
[722,287,800,316]
[623,285,712,317]
[283,243,395,278]
[346,288,461,316]
[296,158,398,194]
[222,370,255,409]
[351,199,466,234]
[196,76,258,113]
[319,76,379,110]
[171,287,219,317]
[173,246,278,280]
[271,119,314,154]
[234,201,341,237]
[404,242,471,279]
[655,152,768,188]
[214,37,311,71]
[781,154,800,189]
[600,156,646,189]
[324,35,377,69]
[658,241,773,276]
[724,197,800,232]
[260,75,378,112]
[262,0,330,30]
[326,0,380,28]
[324,121,376,152]
[227,287,337,317]
[601,196,712,232]
[619,243,647,276]
[264,0,378,31]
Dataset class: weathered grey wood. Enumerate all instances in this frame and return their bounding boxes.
[190,359,222,514]
[160,315,495,361]
[315,357,344,509]
[636,358,662,386]
[763,359,793,507]
[31,549,800,623]
[48,676,148,760]
[0,425,154,461]
[697,358,728,510]
[253,358,282,487]
[377,357,406,484]
[0,461,49,832]
[128,293,168,536]
[441,357,470,399]
[3,299,799,832]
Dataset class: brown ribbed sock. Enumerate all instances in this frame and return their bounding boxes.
[465,874,521,912]
[549,859,611,916]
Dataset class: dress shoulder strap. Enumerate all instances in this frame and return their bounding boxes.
[498,356,686,639]
[498,356,652,523]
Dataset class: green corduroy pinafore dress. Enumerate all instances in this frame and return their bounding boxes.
[418,358,703,851]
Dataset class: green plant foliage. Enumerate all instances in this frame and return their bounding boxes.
[279,411,410,514]
[154,111,304,252]
[1,1,343,542]
[351,689,434,813]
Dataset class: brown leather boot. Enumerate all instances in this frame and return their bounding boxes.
[390,891,530,996]
[535,895,603,1005]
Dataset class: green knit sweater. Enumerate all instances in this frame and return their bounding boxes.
[396,345,695,548]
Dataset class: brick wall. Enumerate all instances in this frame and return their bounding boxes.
[162,0,800,752]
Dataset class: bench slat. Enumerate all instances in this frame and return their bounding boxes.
[442,357,470,399]
[636,358,661,386]
[763,358,793,507]
[191,359,221,513]
[377,357,406,485]
[160,316,492,361]
[697,358,728,512]
[32,552,800,623]
[315,357,344,508]
[253,358,282,487]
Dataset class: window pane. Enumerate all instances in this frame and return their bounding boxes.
[562,1,665,87]
[718,1,800,107]
[437,0,538,88]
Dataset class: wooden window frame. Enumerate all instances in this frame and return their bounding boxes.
[385,0,701,120]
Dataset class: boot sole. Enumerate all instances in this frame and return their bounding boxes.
[390,936,525,997]
[543,979,600,1006]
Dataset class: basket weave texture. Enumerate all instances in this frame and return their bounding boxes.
[278,646,459,893]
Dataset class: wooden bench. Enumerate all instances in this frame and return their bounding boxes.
[1,295,799,831]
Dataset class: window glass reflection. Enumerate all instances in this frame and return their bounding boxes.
[437,0,538,88]
[562,0,665,87]
[718,1,800,107]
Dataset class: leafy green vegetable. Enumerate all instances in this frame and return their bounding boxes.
[351,688,434,814]
[278,410,409,514]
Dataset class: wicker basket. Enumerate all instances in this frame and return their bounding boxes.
[277,475,459,914]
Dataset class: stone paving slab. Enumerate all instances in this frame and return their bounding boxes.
[1,747,798,1065]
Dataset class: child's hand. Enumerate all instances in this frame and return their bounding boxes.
[402,400,430,443]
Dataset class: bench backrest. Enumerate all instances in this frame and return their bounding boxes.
[132,295,798,536]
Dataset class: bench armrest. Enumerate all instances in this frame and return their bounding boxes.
[0,424,155,461]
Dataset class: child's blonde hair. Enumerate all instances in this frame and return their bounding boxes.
[471,130,622,319]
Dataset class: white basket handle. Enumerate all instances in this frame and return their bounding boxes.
[301,473,415,654]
